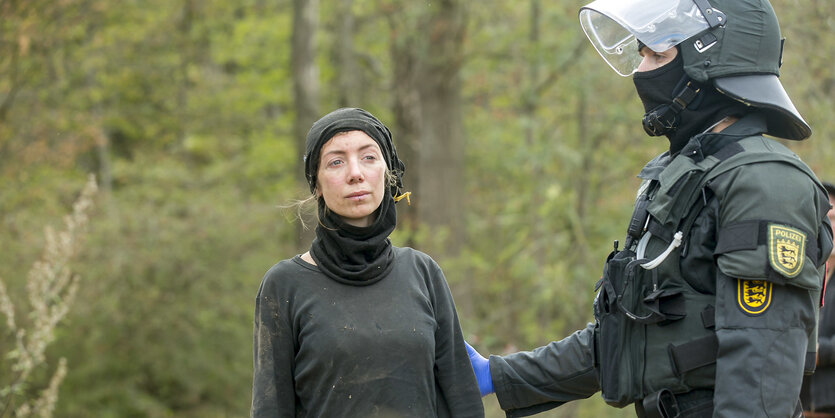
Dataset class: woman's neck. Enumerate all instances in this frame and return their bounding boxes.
[301,251,316,265]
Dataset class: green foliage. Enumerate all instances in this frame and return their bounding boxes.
[772,0,835,179]
[1,0,832,417]
[48,154,290,417]
[0,176,97,418]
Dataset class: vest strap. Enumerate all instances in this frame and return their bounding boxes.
[667,334,719,376]
[700,305,715,329]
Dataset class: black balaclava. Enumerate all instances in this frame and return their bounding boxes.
[633,49,749,155]
[303,108,406,286]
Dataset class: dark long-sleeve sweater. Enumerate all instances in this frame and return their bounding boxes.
[251,246,484,417]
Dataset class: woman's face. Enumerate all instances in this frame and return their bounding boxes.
[636,46,678,72]
[317,130,387,227]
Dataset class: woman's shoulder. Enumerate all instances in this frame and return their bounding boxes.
[265,255,311,273]
[260,255,320,288]
[392,246,439,266]
[391,246,446,283]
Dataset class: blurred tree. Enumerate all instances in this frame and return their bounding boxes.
[0,1,828,417]
[291,0,320,248]
[385,1,423,242]
[334,0,360,107]
[414,0,468,254]
[375,0,469,255]
[771,0,835,178]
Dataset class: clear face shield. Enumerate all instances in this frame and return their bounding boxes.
[579,0,714,76]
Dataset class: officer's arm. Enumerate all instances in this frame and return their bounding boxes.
[488,323,600,416]
[711,162,823,417]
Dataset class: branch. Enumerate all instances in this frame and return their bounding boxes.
[0,175,97,418]
[0,40,22,123]
[535,38,587,96]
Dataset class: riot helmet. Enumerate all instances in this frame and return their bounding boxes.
[579,0,811,140]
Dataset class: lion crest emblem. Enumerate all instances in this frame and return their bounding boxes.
[768,224,805,278]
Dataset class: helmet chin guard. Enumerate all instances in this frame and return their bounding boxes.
[642,81,702,137]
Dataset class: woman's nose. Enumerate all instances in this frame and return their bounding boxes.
[346,158,364,183]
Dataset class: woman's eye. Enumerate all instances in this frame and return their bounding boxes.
[327,159,343,167]
[363,154,377,161]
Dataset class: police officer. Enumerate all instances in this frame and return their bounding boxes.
[466,0,833,417]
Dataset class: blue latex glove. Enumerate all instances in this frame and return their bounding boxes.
[465,341,494,396]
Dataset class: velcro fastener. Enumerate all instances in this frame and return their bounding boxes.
[714,220,819,264]
[714,220,761,253]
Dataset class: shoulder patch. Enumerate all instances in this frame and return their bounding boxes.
[768,224,805,278]
[737,279,772,316]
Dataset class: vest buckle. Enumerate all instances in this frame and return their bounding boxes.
[637,389,679,418]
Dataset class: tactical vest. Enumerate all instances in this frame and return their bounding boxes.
[593,135,832,408]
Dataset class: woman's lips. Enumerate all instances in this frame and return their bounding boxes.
[346,191,369,200]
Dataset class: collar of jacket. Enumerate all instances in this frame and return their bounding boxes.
[637,112,768,181]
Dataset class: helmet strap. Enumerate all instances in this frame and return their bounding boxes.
[692,0,727,29]
[642,79,702,137]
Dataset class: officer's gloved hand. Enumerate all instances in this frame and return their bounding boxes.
[465,341,494,396]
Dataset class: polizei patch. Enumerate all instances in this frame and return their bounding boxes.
[737,280,772,316]
[768,224,805,278]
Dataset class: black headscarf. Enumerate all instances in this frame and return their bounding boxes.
[303,108,406,285]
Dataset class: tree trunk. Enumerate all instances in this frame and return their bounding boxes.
[524,0,541,148]
[526,0,551,332]
[291,0,319,250]
[388,14,422,244]
[0,4,22,125]
[176,0,195,144]
[335,0,358,108]
[415,0,467,255]
[385,1,468,315]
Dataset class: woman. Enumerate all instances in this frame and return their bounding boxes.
[250,108,483,417]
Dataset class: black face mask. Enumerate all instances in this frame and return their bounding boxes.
[633,53,687,116]
[633,52,748,155]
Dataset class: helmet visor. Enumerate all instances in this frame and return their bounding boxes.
[579,0,712,76]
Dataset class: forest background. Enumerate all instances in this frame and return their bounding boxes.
[1,0,833,417]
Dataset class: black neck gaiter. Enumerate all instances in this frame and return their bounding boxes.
[310,195,396,286]
[633,53,749,155]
